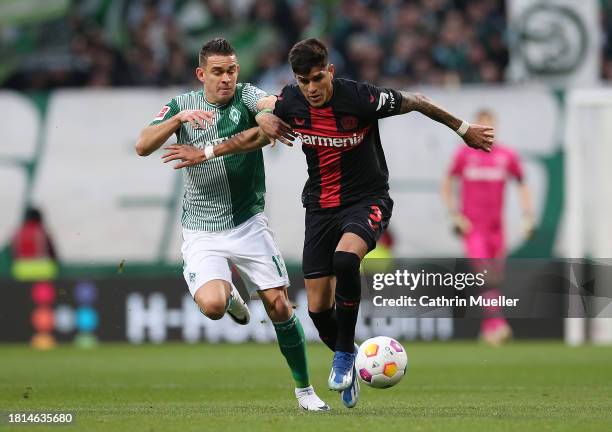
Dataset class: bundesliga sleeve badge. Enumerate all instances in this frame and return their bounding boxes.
[154,105,170,121]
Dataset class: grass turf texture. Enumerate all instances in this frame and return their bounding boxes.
[0,342,611,431]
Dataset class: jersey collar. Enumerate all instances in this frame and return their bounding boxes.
[200,89,235,109]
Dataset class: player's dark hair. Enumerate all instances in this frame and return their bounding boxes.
[199,38,235,66]
[289,38,328,75]
[24,207,42,223]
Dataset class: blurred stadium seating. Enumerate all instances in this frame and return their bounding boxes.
[2,0,513,90]
[4,0,612,91]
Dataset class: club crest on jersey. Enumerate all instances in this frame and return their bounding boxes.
[154,105,170,121]
[341,116,358,130]
[229,107,241,124]
[294,117,306,126]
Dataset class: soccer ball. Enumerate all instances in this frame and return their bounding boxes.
[355,336,408,388]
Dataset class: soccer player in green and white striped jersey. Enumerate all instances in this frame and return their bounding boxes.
[135,38,328,412]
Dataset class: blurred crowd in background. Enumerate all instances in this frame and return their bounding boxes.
[1,0,611,92]
[602,0,612,80]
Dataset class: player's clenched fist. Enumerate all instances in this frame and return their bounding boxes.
[462,124,495,152]
[175,110,215,130]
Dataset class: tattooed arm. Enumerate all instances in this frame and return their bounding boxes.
[398,92,494,152]
[161,127,292,169]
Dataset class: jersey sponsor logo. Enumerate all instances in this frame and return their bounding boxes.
[494,154,509,166]
[294,129,369,148]
[341,115,358,130]
[376,91,395,112]
[154,105,170,121]
[229,107,241,124]
[464,166,506,181]
[193,132,241,149]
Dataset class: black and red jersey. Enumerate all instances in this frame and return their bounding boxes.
[274,78,403,209]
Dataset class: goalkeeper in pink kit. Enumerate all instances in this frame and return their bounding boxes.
[441,109,534,346]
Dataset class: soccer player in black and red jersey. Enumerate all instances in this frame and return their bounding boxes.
[162,38,494,409]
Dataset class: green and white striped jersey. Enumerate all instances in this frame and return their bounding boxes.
[151,83,267,232]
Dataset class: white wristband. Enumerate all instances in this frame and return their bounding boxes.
[204,146,216,160]
[456,121,470,137]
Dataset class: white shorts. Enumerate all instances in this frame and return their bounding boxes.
[181,212,290,297]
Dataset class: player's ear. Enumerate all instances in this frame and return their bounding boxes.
[328,64,335,78]
[195,67,206,84]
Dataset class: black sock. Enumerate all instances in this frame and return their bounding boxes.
[333,251,361,353]
[308,307,338,352]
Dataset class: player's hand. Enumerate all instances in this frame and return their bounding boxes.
[161,144,205,169]
[175,110,215,130]
[522,215,536,240]
[462,123,494,152]
[255,112,296,147]
[451,213,471,236]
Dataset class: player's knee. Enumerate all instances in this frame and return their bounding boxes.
[206,310,225,320]
[195,295,226,320]
[266,292,292,322]
[200,303,225,321]
[333,251,361,279]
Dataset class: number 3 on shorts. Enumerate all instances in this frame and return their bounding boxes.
[368,205,383,230]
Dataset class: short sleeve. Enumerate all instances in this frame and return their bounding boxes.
[354,82,403,120]
[149,99,180,126]
[449,148,465,177]
[273,85,290,121]
[507,149,524,181]
[241,83,268,115]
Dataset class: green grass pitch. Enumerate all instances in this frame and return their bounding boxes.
[1,342,611,431]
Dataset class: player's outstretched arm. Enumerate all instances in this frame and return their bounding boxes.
[518,181,535,239]
[399,92,494,152]
[441,175,470,236]
[135,110,214,156]
[161,127,274,169]
[441,175,457,216]
[211,127,274,156]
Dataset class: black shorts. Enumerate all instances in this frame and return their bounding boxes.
[302,196,393,279]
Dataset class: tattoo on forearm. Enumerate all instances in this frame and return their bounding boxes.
[400,92,461,131]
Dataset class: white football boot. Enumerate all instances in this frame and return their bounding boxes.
[225,284,250,325]
[295,386,330,412]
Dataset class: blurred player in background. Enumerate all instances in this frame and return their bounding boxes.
[136,38,328,411]
[163,38,495,408]
[11,206,59,281]
[11,207,57,261]
[441,109,534,346]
